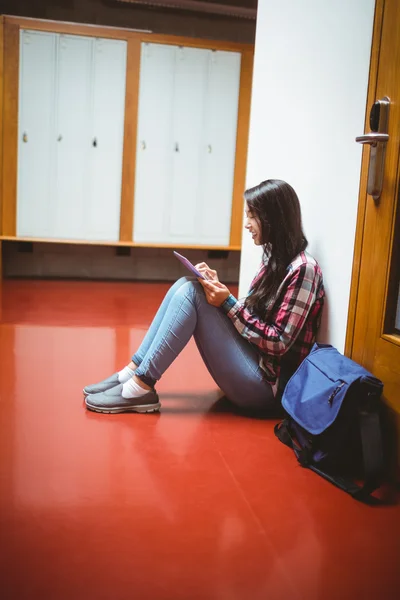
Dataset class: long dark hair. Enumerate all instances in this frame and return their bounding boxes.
[244,179,308,317]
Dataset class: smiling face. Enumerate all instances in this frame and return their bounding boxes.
[244,203,263,246]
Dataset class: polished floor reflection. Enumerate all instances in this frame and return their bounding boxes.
[0,279,399,600]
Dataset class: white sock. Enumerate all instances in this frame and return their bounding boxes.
[117,366,135,383]
[122,378,148,399]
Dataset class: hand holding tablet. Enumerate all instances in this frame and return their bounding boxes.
[173,251,210,280]
[173,251,230,307]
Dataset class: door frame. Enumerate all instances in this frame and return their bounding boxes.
[345,0,385,357]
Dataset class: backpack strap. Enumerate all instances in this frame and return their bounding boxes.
[358,408,384,496]
[274,420,312,468]
[274,409,384,504]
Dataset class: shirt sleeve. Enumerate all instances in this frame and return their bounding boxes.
[220,263,320,356]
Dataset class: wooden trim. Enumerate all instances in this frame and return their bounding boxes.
[4,16,144,41]
[0,236,241,251]
[138,32,253,53]
[119,38,141,242]
[382,333,400,346]
[229,49,253,247]
[126,242,241,250]
[0,17,3,284]
[2,21,19,237]
[380,123,400,337]
[344,0,385,358]
[383,139,400,334]
[0,16,4,239]
[5,17,253,52]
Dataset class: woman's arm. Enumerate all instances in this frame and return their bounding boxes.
[220,263,321,356]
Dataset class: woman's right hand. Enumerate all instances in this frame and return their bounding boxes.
[195,262,219,282]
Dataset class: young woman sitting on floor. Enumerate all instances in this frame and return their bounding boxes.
[83,179,325,414]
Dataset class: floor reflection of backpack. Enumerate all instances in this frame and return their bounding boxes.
[275,343,385,503]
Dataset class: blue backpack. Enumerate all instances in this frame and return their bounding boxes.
[275,343,384,502]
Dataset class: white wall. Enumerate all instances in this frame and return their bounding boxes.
[239,0,376,352]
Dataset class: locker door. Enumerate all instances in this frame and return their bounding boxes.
[198,51,241,246]
[133,43,176,243]
[86,38,127,241]
[17,30,57,237]
[169,46,208,243]
[54,34,92,240]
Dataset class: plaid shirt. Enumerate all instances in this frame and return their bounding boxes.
[220,251,325,395]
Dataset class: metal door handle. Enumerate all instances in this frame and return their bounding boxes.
[355,133,389,147]
[355,97,390,203]
[93,137,97,147]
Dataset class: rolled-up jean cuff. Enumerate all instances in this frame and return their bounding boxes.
[132,353,141,366]
[132,355,157,388]
[135,372,157,389]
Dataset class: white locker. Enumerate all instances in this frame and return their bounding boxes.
[169,47,208,240]
[17,30,57,237]
[198,50,241,245]
[17,30,127,242]
[133,42,241,246]
[133,43,175,243]
[54,34,92,240]
[87,38,127,241]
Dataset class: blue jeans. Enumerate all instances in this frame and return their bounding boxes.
[133,277,275,410]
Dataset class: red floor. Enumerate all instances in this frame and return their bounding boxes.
[0,279,399,600]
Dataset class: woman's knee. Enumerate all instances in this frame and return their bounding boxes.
[172,276,192,290]
[167,277,194,299]
[176,276,192,285]
[173,278,203,300]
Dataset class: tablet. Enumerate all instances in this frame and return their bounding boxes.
[173,251,208,280]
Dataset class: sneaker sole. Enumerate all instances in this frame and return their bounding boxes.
[85,399,161,414]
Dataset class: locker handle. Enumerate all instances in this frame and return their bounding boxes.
[22,132,28,143]
[207,145,212,154]
[93,138,97,148]
[175,142,179,153]
[140,141,146,150]
[57,135,63,142]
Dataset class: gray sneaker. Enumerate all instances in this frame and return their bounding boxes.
[83,373,120,397]
[85,383,161,414]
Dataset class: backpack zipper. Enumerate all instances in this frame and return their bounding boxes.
[328,382,345,405]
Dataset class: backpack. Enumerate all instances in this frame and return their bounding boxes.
[274,343,385,503]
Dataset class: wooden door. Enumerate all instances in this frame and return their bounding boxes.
[349,0,400,469]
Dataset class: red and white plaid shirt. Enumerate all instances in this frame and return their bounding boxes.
[220,251,325,395]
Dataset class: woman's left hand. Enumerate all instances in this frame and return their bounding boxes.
[199,279,231,307]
